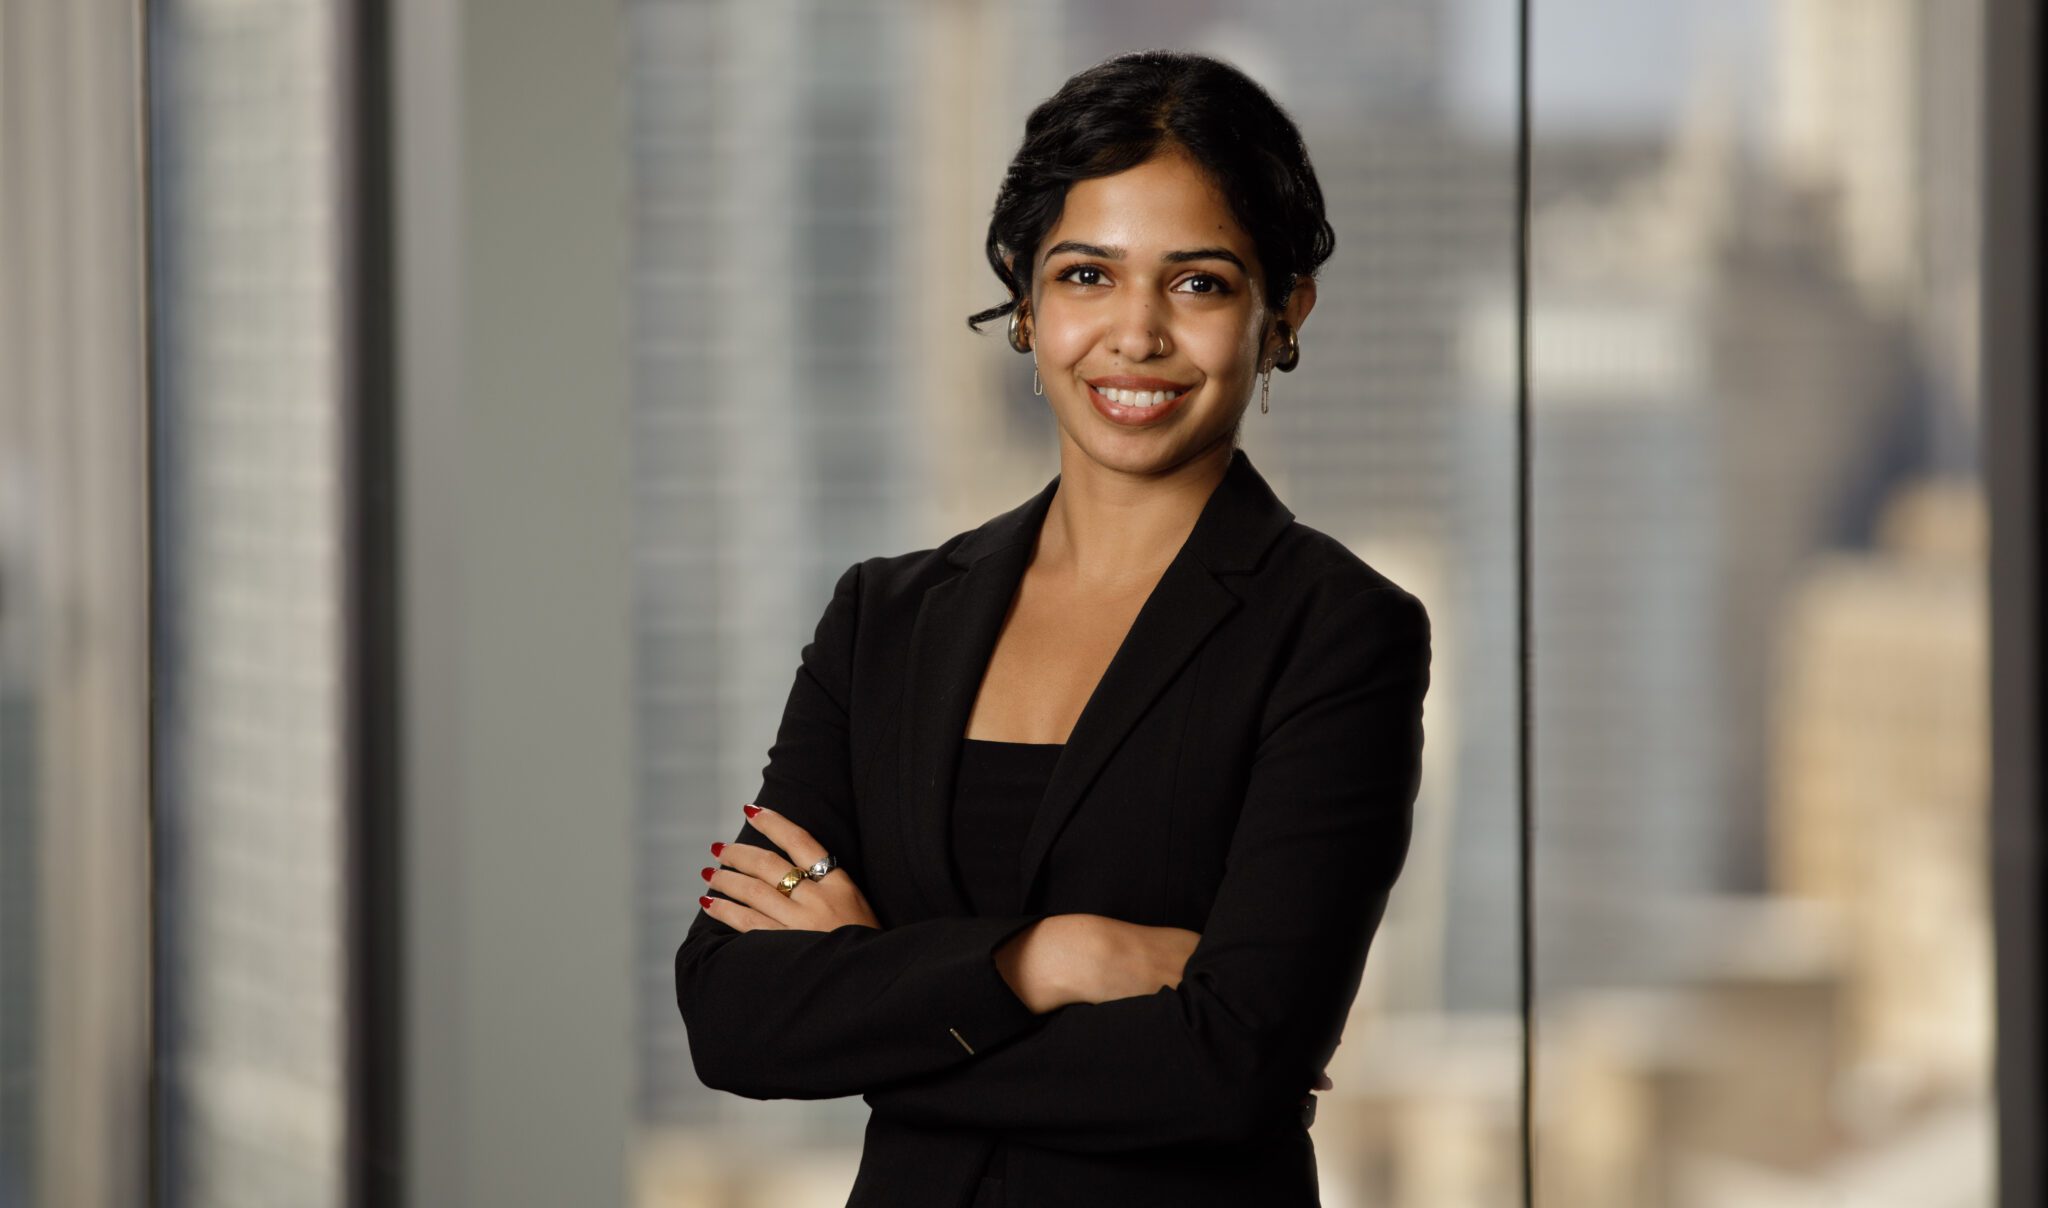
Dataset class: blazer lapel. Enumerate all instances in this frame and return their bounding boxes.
[895,448,1296,919]
[1016,550,1238,909]
[895,483,1054,918]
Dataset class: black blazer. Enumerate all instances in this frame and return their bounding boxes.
[675,447,1432,1207]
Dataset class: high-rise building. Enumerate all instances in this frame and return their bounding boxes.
[147,0,353,1201]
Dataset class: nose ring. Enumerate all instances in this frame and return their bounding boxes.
[1154,334,1165,357]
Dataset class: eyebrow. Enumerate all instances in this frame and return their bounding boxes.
[1042,240,1249,274]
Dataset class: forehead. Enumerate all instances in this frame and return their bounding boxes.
[1041,149,1252,259]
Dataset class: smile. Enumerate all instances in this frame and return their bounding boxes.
[1096,386,1186,408]
[1084,380,1194,427]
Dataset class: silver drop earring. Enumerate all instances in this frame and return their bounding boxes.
[1033,359,1042,396]
[1260,366,1271,414]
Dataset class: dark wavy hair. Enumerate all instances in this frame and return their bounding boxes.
[967,50,1335,333]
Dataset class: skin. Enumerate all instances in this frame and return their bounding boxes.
[703,145,1333,1101]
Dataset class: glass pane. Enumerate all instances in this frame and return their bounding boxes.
[629,1,1524,1203]
[0,7,151,1206]
[1529,2,1995,1203]
[147,0,353,1202]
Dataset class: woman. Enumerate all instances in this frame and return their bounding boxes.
[675,50,1432,1208]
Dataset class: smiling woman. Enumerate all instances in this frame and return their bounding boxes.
[674,49,1429,1208]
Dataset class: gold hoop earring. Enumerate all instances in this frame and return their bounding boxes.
[1008,306,1032,354]
[1274,319,1300,372]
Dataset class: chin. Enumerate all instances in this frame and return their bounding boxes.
[1066,422,1232,476]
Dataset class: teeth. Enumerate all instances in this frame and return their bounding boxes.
[1101,387,1182,407]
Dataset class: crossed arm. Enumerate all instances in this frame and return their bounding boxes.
[674,560,1431,1152]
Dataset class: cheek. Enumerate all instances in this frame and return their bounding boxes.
[1189,334,1259,381]
[1182,309,1260,364]
[1035,319,1094,365]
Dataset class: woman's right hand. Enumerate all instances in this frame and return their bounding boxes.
[1080,916,1202,1002]
[1071,917,1337,1102]
[990,914,1200,1013]
[992,915,1340,1116]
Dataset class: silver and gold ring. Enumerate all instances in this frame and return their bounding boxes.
[776,853,840,897]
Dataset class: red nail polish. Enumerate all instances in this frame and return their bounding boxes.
[743,804,762,819]
[700,866,715,882]
[698,895,713,910]
[710,842,725,857]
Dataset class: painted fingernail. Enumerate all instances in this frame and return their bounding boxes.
[743,804,762,819]
[698,896,714,910]
[710,842,725,857]
[700,867,715,882]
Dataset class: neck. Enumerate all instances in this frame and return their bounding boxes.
[1035,435,1233,592]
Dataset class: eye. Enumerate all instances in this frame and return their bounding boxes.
[1053,264,1107,287]
[1175,273,1234,296]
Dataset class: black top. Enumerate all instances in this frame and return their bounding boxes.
[950,737,1064,916]
[951,736,1063,1194]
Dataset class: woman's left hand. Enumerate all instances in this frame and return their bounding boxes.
[700,804,882,933]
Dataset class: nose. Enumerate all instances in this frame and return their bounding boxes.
[1108,296,1165,362]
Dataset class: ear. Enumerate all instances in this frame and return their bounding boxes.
[1264,277,1317,366]
[1010,258,1037,339]
[1281,276,1317,335]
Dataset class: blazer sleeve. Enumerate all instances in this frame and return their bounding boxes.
[674,558,1055,1101]
[859,586,1432,1151]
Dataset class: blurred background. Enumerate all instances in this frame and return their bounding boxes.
[0,1,2039,1206]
